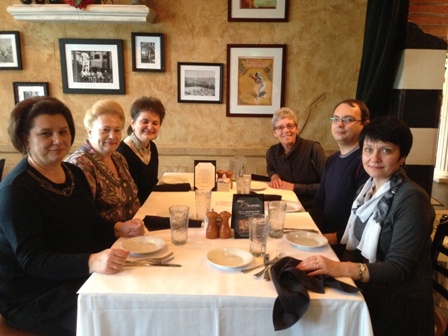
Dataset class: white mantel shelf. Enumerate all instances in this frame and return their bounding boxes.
[7,4,157,23]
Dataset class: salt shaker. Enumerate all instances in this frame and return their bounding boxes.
[205,210,219,239]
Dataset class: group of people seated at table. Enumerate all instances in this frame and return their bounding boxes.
[0,95,436,336]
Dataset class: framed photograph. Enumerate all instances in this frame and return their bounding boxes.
[59,38,125,95]
[226,44,286,117]
[0,31,22,70]
[178,62,224,103]
[13,82,49,104]
[131,33,164,72]
[228,0,289,22]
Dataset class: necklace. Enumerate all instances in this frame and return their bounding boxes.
[27,162,75,197]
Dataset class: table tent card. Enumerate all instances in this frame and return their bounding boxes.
[231,193,264,238]
[194,160,217,191]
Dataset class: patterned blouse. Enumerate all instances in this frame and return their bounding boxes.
[66,140,140,222]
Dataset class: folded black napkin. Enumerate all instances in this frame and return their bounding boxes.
[152,183,191,192]
[249,191,282,202]
[270,256,359,331]
[251,174,270,182]
[143,215,202,231]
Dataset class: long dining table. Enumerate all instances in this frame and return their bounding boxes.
[76,173,373,336]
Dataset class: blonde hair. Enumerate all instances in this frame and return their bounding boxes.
[83,99,125,131]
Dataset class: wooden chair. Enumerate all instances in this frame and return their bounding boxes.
[0,315,39,336]
[0,159,5,182]
[432,217,448,336]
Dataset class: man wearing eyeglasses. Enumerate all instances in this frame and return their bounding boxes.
[266,107,326,211]
[311,99,370,258]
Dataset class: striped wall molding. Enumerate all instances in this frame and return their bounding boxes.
[392,22,447,195]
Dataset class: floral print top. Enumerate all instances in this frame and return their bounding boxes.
[66,140,140,222]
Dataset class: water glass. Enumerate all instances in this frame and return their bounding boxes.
[169,205,189,245]
[229,156,246,181]
[248,214,269,257]
[195,189,212,223]
[236,174,251,194]
[268,201,287,238]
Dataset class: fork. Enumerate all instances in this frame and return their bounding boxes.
[253,252,284,277]
[130,252,174,263]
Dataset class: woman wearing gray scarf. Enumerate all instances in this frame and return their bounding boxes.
[297,117,434,336]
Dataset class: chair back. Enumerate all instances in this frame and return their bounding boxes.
[432,216,448,336]
[0,159,5,182]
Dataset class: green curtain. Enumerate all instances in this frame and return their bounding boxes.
[356,0,409,119]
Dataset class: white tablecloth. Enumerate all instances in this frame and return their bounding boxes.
[77,174,373,336]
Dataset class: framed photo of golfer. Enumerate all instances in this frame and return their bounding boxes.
[226,44,286,117]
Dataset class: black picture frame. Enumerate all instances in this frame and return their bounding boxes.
[59,38,125,95]
[0,31,22,70]
[228,0,289,22]
[13,82,49,104]
[194,160,217,191]
[226,44,286,117]
[231,194,265,239]
[178,62,224,104]
[131,33,165,72]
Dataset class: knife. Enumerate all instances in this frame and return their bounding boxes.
[124,262,182,267]
[283,228,319,233]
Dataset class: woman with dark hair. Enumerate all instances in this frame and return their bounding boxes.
[117,96,166,204]
[297,117,434,336]
[0,97,143,335]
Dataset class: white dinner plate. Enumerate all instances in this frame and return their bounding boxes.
[160,175,189,184]
[285,231,328,250]
[206,247,253,270]
[285,200,302,212]
[250,181,267,191]
[122,236,166,254]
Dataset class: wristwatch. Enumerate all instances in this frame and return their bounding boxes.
[357,263,366,281]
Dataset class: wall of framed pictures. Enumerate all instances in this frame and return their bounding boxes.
[0,0,368,177]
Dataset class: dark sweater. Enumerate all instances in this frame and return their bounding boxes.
[311,148,369,241]
[0,158,115,310]
[266,137,326,210]
[117,140,159,204]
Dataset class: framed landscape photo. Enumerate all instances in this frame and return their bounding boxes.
[178,62,224,103]
[0,31,22,70]
[132,33,164,72]
[13,82,49,104]
[226,44,286,117]
[59,38,125,95]
[228,0,289,22]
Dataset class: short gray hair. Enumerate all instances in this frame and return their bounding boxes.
[271,107,298,130]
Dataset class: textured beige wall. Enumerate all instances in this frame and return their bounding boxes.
[0,0,367,177]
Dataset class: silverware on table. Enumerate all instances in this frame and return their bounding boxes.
[125,255,181,267]
[124,262,182,267]
[283,228,319,233]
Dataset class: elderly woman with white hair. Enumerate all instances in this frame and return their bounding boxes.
[266,107,326,211]
[67,99,141,223]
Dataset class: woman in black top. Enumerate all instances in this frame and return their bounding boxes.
[117,96,166,204]
[0,97,144,335]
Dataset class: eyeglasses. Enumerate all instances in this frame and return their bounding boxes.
[330,116,363,124]
[274,123,296,131]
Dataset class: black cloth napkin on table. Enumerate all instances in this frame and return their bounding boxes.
[270,256,360,331]
[152,183,191,192]
[249,191,282,202]
[143,215,202,231]
[251,174,270,182]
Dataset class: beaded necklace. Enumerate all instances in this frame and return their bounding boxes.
[27,162,75,197]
